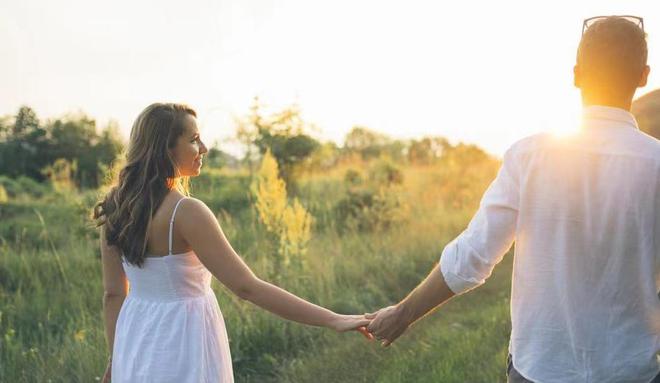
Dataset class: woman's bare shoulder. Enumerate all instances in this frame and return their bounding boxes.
[177,196,214,221]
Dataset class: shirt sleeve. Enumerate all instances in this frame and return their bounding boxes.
[439,146,520,295]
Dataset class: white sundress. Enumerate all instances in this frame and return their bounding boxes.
[111,197,234,382]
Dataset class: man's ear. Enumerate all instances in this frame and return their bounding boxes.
[638,65,650,87]
[573,65,581,88]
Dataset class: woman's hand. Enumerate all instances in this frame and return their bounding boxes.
[366,305,411,347]
[329,314,374,340]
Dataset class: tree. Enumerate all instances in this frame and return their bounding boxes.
[94,120,125,184]
[0,107,125,189]
[205,141,239,169]
[0,106,51,180]
[235,97,262,176]
[343,126,391,159]
[306,141,340,170]
[42,113,125,188]
[0,116,11,142]
[408,137,450,164]
[12,106,39,137]
[236,99,320,188]
[48,113,99,188]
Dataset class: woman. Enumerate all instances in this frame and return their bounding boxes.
[94,103,371,382]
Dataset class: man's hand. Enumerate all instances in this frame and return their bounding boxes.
[366,305,411,347]
[365,265,456,347]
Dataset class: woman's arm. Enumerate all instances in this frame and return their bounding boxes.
[177,198,370,332]
[100,226,129,377]
[235,278,367,332]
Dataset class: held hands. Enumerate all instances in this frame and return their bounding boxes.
[362,265,455,347]
[365,305,411,347]
[331,305,413,346]
[329,313,375,340]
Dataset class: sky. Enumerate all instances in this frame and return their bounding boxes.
[1,0,659,157]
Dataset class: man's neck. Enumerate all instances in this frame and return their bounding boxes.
[581,93,634,111]
[583,99,632,111]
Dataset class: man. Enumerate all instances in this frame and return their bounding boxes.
[367,16,659,383]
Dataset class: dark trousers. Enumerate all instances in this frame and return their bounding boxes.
[506,354,660,383]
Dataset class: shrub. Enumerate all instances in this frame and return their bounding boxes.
[41,158,77,193]
[0,175,52,200]
[334,159,406,232]
[16,176,52,198]
[334,187,407,232]
[0,176,20,197]
[251,150,313,279]
[0,185,8,203]
[192,171,251,213]
[369,158,404,186]
[344,169,362,186]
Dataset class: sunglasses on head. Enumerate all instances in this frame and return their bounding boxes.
[582,15,644,35]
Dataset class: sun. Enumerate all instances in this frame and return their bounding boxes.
[548,108,582,138]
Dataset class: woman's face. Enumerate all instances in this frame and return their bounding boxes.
[170,114,208,177]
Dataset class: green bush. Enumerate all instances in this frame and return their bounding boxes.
[192,171,251,214]
[0,176,20,198]
[369,158,404,186]
[343,169,363,186]
[16,176,52,198]
[0,175,52,200]
[0,200,93,249]
[334,187,407,232]
[333,159,406,232]
[0,184,8,203]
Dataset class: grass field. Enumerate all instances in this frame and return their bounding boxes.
[0,159,514,382]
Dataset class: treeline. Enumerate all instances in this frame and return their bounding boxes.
[0,106,233,191]
[0,101,494,193]
[236,98,492,182]
[0,106,124,189]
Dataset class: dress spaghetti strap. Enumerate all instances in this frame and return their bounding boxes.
[113,193,233,381]
[168,197,187,256]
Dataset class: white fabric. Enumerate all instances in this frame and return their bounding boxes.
[440,106,660,383]
[168,197,186,256]
[112,197,234,382]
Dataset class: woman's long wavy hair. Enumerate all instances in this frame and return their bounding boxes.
[93,103,196,267]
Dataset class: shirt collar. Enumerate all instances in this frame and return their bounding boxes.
[582,105,639,130]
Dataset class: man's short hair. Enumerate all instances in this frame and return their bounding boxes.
[577,16,647,91]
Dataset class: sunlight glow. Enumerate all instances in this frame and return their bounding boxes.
[548,107,583,138]
[1,0,658,157]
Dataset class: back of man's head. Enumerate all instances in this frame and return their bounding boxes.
[576,16,649,103]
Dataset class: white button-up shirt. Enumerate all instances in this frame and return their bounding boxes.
[440,105,660,383]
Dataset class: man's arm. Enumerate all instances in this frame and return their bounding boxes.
[367,264,454,346]
[368,146,521,346]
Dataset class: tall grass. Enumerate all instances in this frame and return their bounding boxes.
[0,160,513,382]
